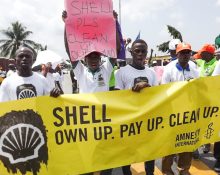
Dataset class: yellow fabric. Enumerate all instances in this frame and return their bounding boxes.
[0,76,220,175]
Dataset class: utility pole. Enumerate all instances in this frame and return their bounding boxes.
[119,0,121,25]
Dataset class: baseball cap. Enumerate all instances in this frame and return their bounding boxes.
[200,44,216,54]
[169,39,181,50]
[176,43,192,53]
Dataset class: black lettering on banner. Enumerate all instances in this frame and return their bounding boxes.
[120,121,142,138]
[94,126,112,140]
[169,113,176,127]
[53,107,64,127]
[55,130,64,145]
[211,107,219,117]
[169,109,200,127]
[64,128,88,142]
[55,128,88,145]
[65,106,77,125]
[147,117,163,131]
[202,106,219,118]
[102,104,111,122]
[80,106,90,124]
[92,105,101,123]
[203,107,212,118]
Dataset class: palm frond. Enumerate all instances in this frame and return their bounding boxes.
[157,41,170,53]
[167,25,183,42]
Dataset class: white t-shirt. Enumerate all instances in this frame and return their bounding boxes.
[6,70,15,77]
[73,59,113,93]
[44,72,61,91]
[212,61,220,76]
[0,72,50,102]
[161,60,199,84]
[115,64,158,90]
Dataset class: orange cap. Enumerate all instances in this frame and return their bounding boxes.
[200,44,216,54]
[176,43,192,53]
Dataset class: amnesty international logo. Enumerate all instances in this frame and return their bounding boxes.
[204,122,214,139]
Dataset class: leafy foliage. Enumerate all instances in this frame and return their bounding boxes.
[215,34,220,49]
[157,25,183,53]
[0,21,39,58]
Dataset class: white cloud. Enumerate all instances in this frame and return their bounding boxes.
[113,0,177,21]
[169,12,183,20]
[217,0,220,6]
[216,17,220,23]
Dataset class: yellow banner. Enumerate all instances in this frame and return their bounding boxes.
[0,76,220,175]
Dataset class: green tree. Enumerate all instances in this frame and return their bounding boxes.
[215,34,220,49]
[0,21,39,58]
[157,25,183,53]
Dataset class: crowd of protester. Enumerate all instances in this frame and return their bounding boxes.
[0,8,220,175]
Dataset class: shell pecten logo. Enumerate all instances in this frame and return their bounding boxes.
[0,123,45,164]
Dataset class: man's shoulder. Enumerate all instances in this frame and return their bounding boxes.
[2,72,18,82]
[32,72,47,81]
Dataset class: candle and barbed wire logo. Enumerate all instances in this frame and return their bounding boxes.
[204,122,214,139]
[0,110,48,175]
[16,84,37,99]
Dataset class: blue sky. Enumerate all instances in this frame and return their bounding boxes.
[0,0,220,59]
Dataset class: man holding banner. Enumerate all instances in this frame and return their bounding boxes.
[63,0,119,174]
[115,39,158,175]
[161,43,199,175]
[0,47,61,102]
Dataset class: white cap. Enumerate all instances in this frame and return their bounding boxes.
[169,39,181,50]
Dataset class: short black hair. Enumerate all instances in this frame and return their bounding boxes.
[131,39,148,48]
[15,47,34,57]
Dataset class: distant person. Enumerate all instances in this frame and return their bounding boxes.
[168,39,196,69]
[168,39,181,61]
[151,60,164,84]
[41,62,64,94]
[0,47,61,102]
[125,38,133,64]
[215,50,220,60]
[115,39,158,175]
[197,44,217,77]
[6,63,16,77]
[161,43,199,175]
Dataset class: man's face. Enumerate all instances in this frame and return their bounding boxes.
[201,51,213,61]
[85,52,101,71]
[177,50,191,66]
[16,48,33,71]
[170,50,177,58]
[131,43,148,67]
